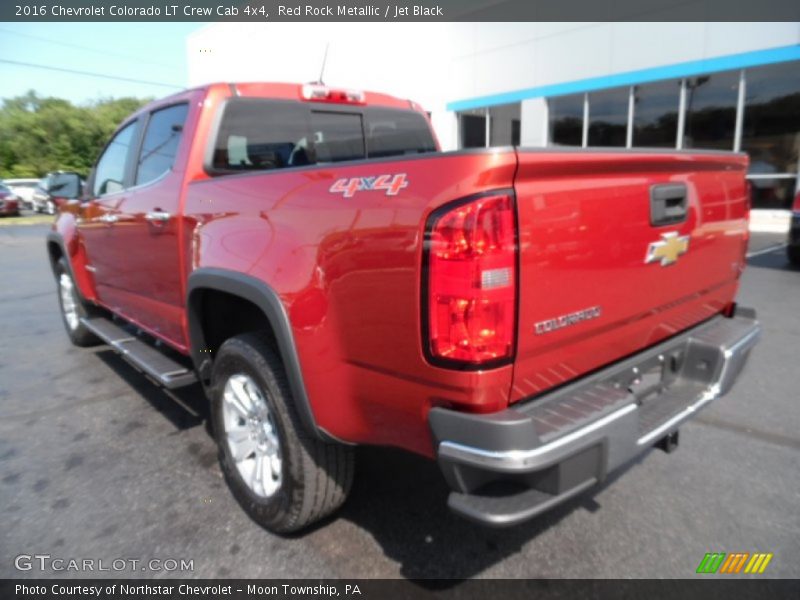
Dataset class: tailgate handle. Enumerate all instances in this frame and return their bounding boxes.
[650,183,688,226]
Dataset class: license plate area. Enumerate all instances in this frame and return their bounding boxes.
[611,349,685,406]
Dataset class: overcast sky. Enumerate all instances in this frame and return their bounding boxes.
[0,22,203,104]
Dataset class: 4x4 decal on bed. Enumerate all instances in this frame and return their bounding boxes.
[329,173,408,198]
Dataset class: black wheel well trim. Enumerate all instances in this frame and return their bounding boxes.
[45,232,65,275]
[186,268,329,442]
[46,232,90,303]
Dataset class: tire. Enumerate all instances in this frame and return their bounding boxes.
[788,245,800,268]
[211,333,354,533]
[55,258,101,347]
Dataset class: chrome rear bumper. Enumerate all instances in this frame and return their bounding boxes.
[429,307,761,527]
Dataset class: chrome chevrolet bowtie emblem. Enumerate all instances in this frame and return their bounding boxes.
[645,232,689,266]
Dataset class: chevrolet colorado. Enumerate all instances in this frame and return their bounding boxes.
[48,82,760,532]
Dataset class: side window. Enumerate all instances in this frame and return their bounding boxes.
[93,121,136,196]
[309,111,365,163]
[212,100,310,171]
[135,104,189,186]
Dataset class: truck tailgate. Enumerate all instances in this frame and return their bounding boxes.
[510,150,749,403]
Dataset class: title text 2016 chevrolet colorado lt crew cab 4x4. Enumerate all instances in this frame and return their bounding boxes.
[48,82,760,532]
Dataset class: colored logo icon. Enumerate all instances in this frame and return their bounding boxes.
[696,552,773,574]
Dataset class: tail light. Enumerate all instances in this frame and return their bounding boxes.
[793,190,800,212]
[423,191,517,368]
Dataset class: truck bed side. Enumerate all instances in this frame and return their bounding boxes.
[184,147,748,457]
[184,150,519,454]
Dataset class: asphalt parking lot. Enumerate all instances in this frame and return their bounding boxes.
[1,223,798,580]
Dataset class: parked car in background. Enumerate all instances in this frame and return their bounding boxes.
[32,172,84,214]
[0,183,21,216]
[3,178,39,210]
[789,190,800,267]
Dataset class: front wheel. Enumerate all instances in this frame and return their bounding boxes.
[55,259,101,347]
[211,333,354,534]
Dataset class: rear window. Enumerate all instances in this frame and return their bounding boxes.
[365,108,438,158]
[210,99,435,172]
[310,111,365,163]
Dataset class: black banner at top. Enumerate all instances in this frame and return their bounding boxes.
[3,0,800,22]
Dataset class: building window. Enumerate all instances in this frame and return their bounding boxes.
[488,103,521,146]
[588,87,628,147]
[457,104,521,148]
[742,61,800,180]
[632,79,681,148]
[683,71,739,151]
[549,94,583,146]
[512,120,521,146]
[459,111,486,148]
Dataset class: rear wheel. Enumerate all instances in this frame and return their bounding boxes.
[55,258,101,347]
[211,333,354,533]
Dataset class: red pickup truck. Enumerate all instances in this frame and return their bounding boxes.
[48,82,760,532]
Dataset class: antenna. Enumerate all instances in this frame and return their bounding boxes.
[317,42,330,85]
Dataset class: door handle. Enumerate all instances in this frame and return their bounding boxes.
[650,183,688,226]
[145,210,171,223]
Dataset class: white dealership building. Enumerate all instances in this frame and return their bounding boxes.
[187,22,800,228]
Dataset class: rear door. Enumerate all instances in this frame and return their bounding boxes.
[510,150,749,402]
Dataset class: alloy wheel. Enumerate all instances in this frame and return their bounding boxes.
[221,373,283,497]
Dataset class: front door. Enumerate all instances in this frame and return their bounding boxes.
[79,119,140,313]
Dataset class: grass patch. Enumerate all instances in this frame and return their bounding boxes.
[0,214,54,227]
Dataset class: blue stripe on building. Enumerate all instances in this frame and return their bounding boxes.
[446,44,800,112]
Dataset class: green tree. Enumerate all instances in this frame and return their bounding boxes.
[0,91,150,179]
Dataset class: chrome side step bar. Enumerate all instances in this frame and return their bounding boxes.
[81,317,197,389]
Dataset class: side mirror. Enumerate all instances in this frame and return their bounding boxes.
[48,172,82,200]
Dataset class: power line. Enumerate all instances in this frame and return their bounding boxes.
[0,27,182,71]
[0,59,182,89]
